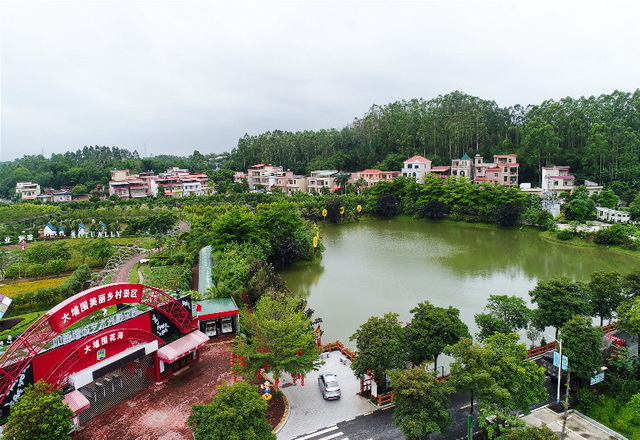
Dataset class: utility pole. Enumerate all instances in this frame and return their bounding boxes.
[561,366,570,440]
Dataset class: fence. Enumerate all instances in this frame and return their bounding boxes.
[320,322,620,407]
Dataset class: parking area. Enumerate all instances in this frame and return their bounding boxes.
[274,351,375,440]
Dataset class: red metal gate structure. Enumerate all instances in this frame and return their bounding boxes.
[0,283,197,404]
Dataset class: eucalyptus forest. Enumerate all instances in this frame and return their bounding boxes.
[1,89,640,439]
[1,90,640,198]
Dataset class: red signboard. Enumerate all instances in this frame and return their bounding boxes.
[48,284,144,332]
[76,329,129,358]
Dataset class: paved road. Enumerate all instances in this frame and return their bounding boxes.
[275,351,374,440]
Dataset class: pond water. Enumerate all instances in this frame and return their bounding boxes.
[280,219,639,353]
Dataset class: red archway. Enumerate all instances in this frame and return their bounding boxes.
[0,283,197,403]
[43,328,164,388]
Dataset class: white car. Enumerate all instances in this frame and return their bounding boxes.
[318,373,341,400]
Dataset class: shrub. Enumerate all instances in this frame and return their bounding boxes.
[577,387,597,413]
[556,229,574,241]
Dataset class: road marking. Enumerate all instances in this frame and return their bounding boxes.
[295,426,338,440]
[319,433,345,440]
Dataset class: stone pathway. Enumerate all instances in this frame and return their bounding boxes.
[274,351,375,440]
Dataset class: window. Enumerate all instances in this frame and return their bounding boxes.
[205,321,217,336]
[222,318,233,333]
[407,164,412,169]
[504,176,508,182]
[555,180,559,186]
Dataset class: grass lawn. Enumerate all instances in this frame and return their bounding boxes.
[585,394,640,439]
[141,265,184,291]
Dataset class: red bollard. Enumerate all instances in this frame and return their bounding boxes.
[274,378,280,388]
[301,374,305,386]
[229,353,234,366]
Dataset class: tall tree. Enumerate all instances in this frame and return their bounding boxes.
[558,316,604,384]
[483,333,547,414]
[188,381,276,440]
[349,313,407,392]
[623,270,640,298]
[588,270,623,326]
[230,295,320,381]
[404,301,470,371]
[389,367,452,439]
[3,381,73,440]
[529,277,592,339]
[474,295,531,341]
[617,297,640,342]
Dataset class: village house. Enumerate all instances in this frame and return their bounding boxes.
[350,169,400,188]
[401,156,432,181]
[307,170,339,193]
[451,154,519,187]
[541,166,575,195]
[108,168,208,199]
[15,182,41,200]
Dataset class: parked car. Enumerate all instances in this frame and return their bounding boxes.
[318,373,341,400]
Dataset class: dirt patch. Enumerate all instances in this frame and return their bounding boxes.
[73,335,285,440]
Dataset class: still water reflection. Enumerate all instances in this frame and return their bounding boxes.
[280,219,639,349]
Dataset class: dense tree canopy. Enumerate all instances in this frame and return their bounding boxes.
[475,295,531,341]
[529,277,592,338]
[558,315,604,383]
[3,381,73,440]
[3,90,640,199]
[230,295,320,381]
[188,381,276,440]
[389,367,452,439]
[404,301,470,370]
[349,313,407,388]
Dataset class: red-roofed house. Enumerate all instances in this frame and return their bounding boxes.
[350,169,400,188]
[401,156,432,181]
[541,166,575,195]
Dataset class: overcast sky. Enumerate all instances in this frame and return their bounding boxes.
[1,1,639,162]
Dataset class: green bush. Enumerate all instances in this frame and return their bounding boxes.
[556,229,574,240]
[577,387,597,413]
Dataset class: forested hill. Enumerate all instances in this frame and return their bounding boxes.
[0,146,222,197]
[225,90,640,185]
[1,90,640,197]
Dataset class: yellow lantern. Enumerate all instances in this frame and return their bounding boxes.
[356,204,362,212]
[322,208,328,217]
[313,235,319,248]
[339,206,345,215]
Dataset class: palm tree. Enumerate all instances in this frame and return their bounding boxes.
[334,173,351,195]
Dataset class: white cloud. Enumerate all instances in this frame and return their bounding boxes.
[1,0,639,161]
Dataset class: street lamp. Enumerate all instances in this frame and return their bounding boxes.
[549,335,566,404]
[440,366,445,377]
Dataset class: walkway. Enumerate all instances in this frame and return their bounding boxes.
[522,406,626,440]
[112,252,149,283]
[275,351,375,440]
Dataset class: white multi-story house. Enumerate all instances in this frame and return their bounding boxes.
[541,166,575,195]
[307,170,339,193]
[15,182,41,200]
[401,156,432,181]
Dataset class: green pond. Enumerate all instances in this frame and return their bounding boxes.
[280,219,639,351]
